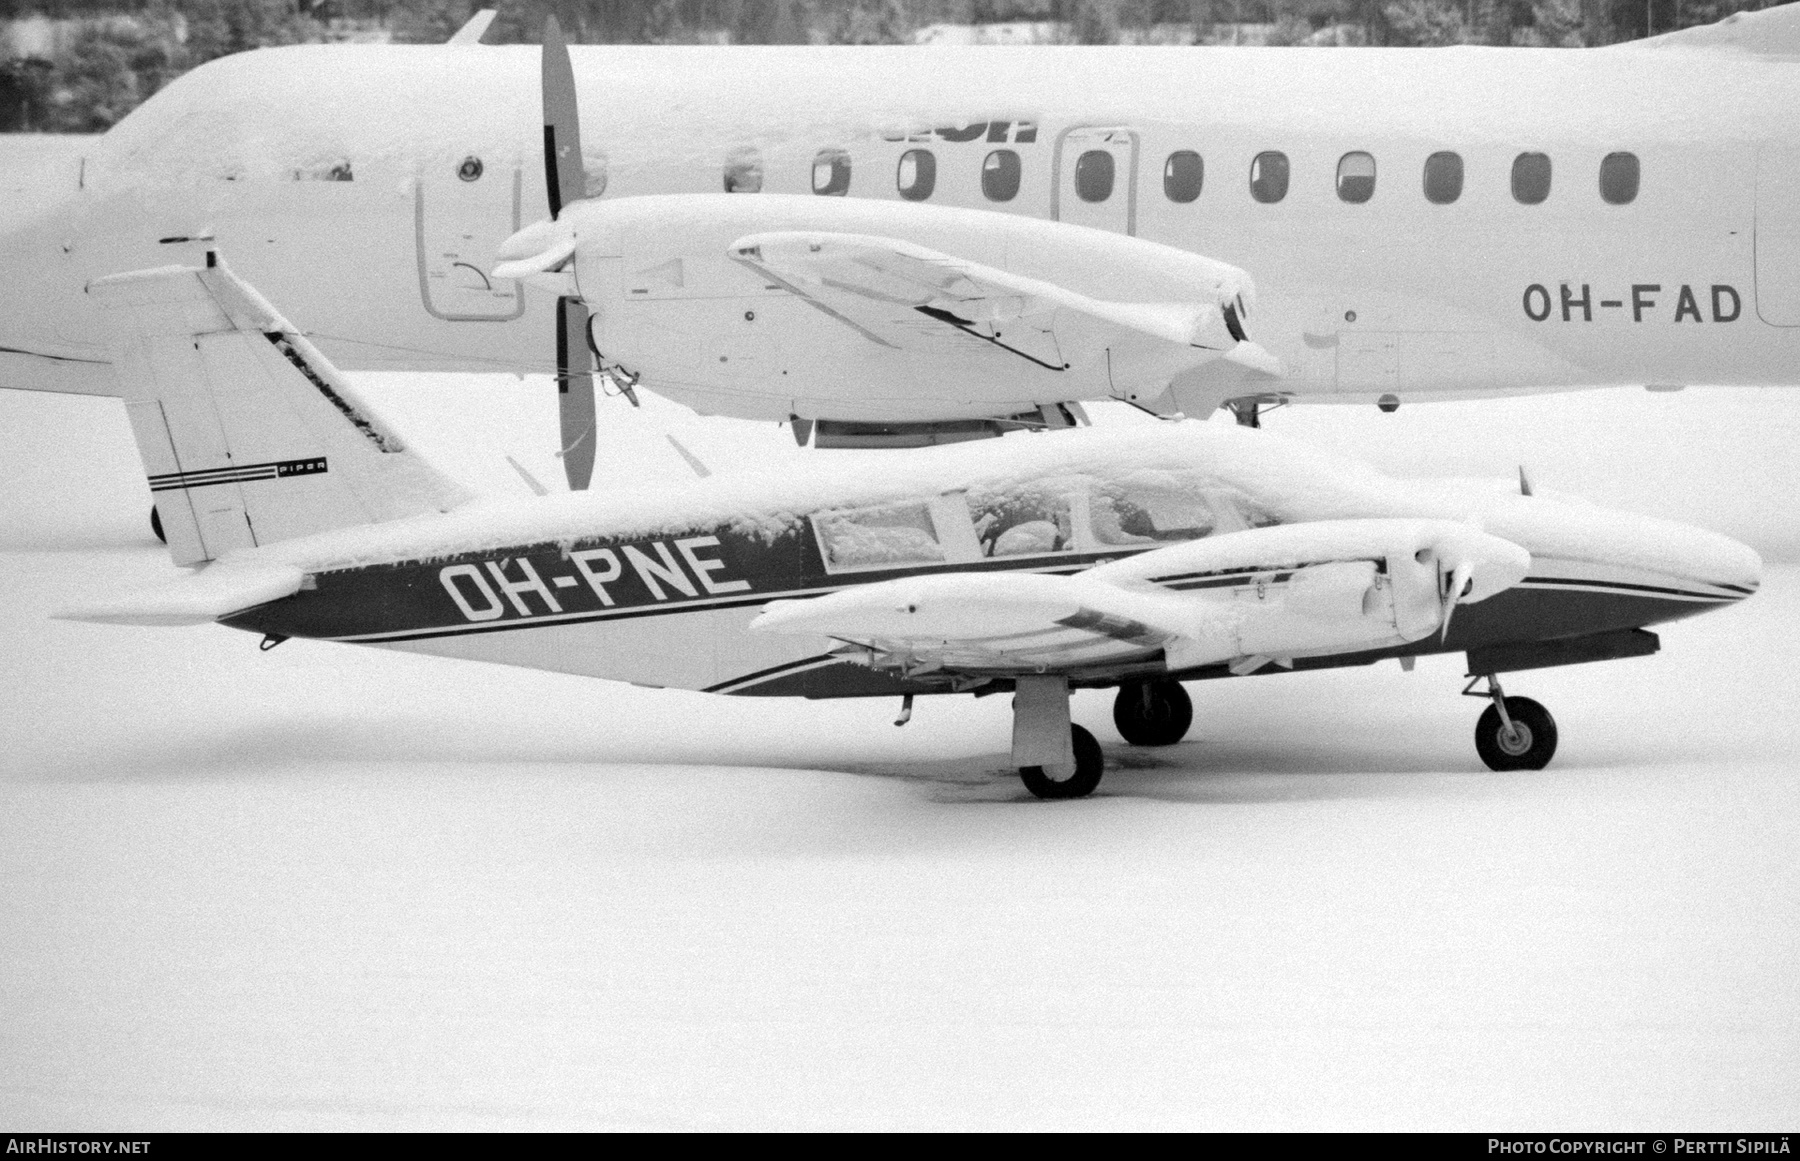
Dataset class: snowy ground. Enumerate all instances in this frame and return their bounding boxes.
[2,380,1798,1130]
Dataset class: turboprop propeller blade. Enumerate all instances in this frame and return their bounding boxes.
[540,15,598,490]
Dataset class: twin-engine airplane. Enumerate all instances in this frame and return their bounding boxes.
[4,5,1800,487]
[64,256,1760,797]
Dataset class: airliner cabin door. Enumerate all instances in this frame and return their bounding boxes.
[1054,127,1139,236]
[1755,148,1800,326]
[414,156,526,321]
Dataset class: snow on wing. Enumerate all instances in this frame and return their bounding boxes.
[750,571,1181,672]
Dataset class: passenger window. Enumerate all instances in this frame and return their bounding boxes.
[1337,151,1376,203]
[813,502,944,571]
[970,490,1073,558]
[896,148,936,201]
[1511,152,1552,204]
[1422,151,1462,204]
[983,149,1021,202]
[812,148,851,196]
[1599,151,1639,205]
[1249,151,1289,204]
[724,146,762,193]
[1075,150,1115,202]
[1091,483,1217,546]
[1164,150,1203,203]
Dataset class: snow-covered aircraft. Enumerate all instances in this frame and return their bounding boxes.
[5,5,1800,486]
[61,256,1761,797]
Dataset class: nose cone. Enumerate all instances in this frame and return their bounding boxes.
[1484,499,1763,606]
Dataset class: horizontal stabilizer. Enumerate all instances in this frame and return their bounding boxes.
[54,561,304,627]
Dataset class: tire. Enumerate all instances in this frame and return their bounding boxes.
[1112,679,1193,747]
[1474,696,1558,771]
[150,505,166,545]
[1019,724,1104,800]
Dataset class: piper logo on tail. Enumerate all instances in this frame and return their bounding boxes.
[437,535,749,623]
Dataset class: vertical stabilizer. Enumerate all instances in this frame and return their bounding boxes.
[89,254,472,565]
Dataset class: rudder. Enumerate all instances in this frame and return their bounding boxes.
[90,253,472,565]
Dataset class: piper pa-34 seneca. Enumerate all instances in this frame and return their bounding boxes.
[5,6,1800,486]
[64,257,1761,797]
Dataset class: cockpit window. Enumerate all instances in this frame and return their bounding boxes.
[1423,151,1463,204]
[1250,151,1289,204]
[813,148,851,196]
[1599,151,1639,205]
[970,489,1074,557]
[1512,152,1552,204]
[1075,150,1115,202]
[897,148,936,201]
[1091,482,1217,546]
[1164,150,1202,203]
[813,502,944,570]
[724,146,763,193]
[982,149,1021,202]
[1336,151,1376,203]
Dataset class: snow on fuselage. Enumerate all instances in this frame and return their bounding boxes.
[221,423,1760,696]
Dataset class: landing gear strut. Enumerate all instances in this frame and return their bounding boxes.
[1465,675,1558,771]
[1224,396,1286,428]
[1013,674,1104,799]
[1113,679,1193,747]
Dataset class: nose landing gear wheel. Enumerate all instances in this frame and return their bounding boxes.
[1112,679,1193,746]
[1019,723,1104,799]
[1475,696,1557,771]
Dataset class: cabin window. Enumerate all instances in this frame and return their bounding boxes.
[1599,151,1639,205]
[897,148,936,201]
[1422,151,1462,204]
[1075,150,1115,202]
[1091,482,1218,546]
[812,502,945,571]
[724,146,763,193]
[1336,151,1376,203]
[1249,151,1289,204]
[813,148,851,196]
[1511,152,1552,204]
[1163,150,1202,203]
[970,489,1074,558]
[982,149,1021,202]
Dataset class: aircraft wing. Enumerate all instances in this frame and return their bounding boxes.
[750,520,1530,679]
[730,230,1279,377]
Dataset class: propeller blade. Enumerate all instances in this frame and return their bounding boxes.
[557,296,597,490]
[1439,560,1475,644]
[541,15,585,219]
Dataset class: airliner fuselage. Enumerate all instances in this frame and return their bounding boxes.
[4,40,1798,416]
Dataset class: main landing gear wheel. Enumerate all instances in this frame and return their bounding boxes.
[1019,723,1104,800]
[1475,696,1558,771]
[1113,679,1193,747]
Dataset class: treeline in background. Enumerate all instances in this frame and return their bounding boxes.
[1,0,1785,131]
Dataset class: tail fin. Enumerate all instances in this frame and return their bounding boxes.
[89,254,472,565]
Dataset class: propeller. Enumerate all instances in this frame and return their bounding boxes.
[1438,558,1475,644]
[541,15,596,491]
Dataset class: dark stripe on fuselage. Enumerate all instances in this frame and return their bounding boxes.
[1520,575,1746,602]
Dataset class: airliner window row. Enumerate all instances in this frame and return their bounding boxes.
[773,146,1642,208]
